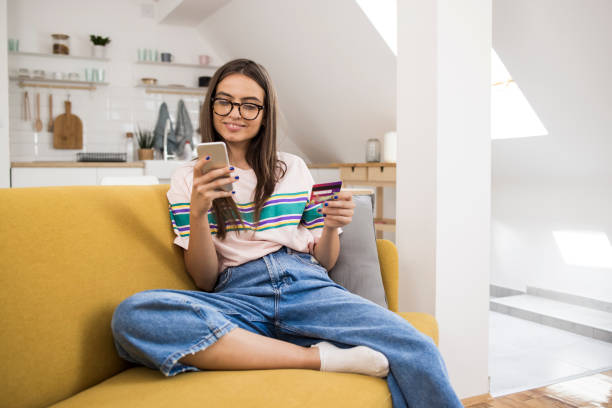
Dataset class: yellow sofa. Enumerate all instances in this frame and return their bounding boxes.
[0,185,439,408]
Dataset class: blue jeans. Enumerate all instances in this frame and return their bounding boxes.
[111,246,462,408]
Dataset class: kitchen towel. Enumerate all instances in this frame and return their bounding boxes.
[174,99,194,157]
[153,102,175,155]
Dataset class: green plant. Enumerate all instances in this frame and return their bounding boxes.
[136,127,155,149]
[89,35,111,46]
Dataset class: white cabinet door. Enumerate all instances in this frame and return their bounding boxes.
[11,168,97,187]
[95,168,144,185]
[11,167,146,187]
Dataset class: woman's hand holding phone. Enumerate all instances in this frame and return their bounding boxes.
[190,156,237,218]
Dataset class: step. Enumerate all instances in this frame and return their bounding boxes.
[490,295,612,343]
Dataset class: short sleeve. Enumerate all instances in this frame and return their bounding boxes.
[297,159,342,254]
[167,167,192,250]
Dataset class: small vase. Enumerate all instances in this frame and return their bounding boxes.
[92,45,106,59]
[138,148,154,160]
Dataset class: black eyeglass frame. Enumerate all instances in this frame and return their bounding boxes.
[211,97,265,121]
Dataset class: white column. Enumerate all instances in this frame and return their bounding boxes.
[0,0,9,188]
[397,0,491,399]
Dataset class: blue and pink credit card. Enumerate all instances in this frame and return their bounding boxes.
[309,181,342,205]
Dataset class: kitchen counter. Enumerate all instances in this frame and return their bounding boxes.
[11,161,145,168]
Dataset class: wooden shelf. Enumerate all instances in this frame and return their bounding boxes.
[135,61,219,69]
[135,84,206,96]
[374,218,396,232]
[9,51,109,62]
[308,162,396,169]
[10,76,108,91]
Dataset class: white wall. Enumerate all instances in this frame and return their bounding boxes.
[492,181,612,301]
[398,0,491,399]
[6,0,223,162]
[197,0,396,165]
[492,0,612,301]
[0,0,10,187]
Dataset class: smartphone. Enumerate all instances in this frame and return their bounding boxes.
[196,142,232,192]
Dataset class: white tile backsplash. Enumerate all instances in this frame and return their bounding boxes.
[9,83,203,161]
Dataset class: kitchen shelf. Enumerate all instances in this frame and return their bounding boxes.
[374,218,396,233]
[135,61,219,69]
[136,84,206,96]
[8,51,109,62]
[9,76,108,91]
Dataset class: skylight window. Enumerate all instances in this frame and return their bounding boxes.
[355,0,397,55]
[553,231,612,269]
[356,2,546,140]
[491,49,548,140]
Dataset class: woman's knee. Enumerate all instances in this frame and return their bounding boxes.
[111,290,163,338]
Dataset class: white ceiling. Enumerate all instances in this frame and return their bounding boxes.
[492,0,612,185]
[157,0,231,26]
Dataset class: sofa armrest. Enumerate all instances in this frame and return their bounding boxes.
[396,312,439,346]
[376,239,398,313]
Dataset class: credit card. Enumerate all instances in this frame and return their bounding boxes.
[309,181,342,205]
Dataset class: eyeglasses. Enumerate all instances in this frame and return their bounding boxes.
[212,97,264,121]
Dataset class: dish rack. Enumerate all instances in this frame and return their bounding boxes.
[76,152,127,162]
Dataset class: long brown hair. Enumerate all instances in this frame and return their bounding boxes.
[198,58,287,239]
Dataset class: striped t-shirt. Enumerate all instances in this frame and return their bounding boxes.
[166,151,342,273]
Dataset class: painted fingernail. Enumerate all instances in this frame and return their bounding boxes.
[229,166,235,171]
[317,208,322,213]
[324,202,328,206]
[334,195,338,199]
[234,176,239,180]
[205,155,210,160]
[232,191,236,194]
[323,214,327,217]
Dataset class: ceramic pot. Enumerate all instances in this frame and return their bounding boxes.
[92,45,106,59]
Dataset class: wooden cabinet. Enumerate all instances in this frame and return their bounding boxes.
[309,162,396,238]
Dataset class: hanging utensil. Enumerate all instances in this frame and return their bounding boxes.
[23,91,31,122]
[53,97,83,149]
[47,94,54,132]
[34,92,43,132]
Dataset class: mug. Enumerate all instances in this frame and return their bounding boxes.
[198,55,211,65]
[161,52,173,62]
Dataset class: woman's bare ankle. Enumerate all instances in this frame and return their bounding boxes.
[178,327,321,371]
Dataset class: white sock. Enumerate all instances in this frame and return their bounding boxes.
[311,341,389,378]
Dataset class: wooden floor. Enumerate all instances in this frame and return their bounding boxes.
[469,370,612,407]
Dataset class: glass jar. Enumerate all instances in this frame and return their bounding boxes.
[366,138,381,162]
[51,34,70,55]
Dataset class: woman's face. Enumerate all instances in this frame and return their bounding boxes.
[212,73,266,150]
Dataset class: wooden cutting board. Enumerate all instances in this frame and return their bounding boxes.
[53,100,83,149]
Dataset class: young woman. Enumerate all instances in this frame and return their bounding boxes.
[111,59,463,408]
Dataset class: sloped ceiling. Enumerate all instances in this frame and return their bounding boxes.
[493,0,612,184]
[196,0,396,164]
[157,0,231,26]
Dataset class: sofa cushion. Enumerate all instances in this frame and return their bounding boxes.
[329,194,388,308]
[50,367,392,408]
[0,185,195,408]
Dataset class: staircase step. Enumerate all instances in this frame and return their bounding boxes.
[490,295,612,343]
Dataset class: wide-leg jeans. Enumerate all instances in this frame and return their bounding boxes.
[111,246,463,408]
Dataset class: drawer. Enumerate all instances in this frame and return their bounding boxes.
[367,166,395,182]
[340,166,367,181]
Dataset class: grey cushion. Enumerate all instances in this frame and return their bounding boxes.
[329,194,388,308]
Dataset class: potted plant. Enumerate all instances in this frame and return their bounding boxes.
[90,35,111,58]
[136,127,155,160]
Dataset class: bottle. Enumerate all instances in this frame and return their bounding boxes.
[125,132,134,162]
[182,141,193,161]
[366,138,381,162]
